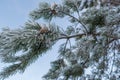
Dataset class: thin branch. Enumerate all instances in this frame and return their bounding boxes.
[62,39,69,56]
[105,34,120,40]
[73,2,81,18]
[81,55,89,68]
[107,39,115,45]
[105,1,120,5]
[110,50,116,75]
[68,39,72,50]
[59,10,88,33]
[57,33,86,40]
[56,32,120,41]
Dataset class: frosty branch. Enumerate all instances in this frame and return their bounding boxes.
[56,32,120,42]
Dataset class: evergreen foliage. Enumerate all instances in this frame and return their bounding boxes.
[0,0,120,80]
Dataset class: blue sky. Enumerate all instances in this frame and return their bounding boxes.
[0,0,65,80]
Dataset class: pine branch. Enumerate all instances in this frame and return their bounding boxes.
[0,63,22,80]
